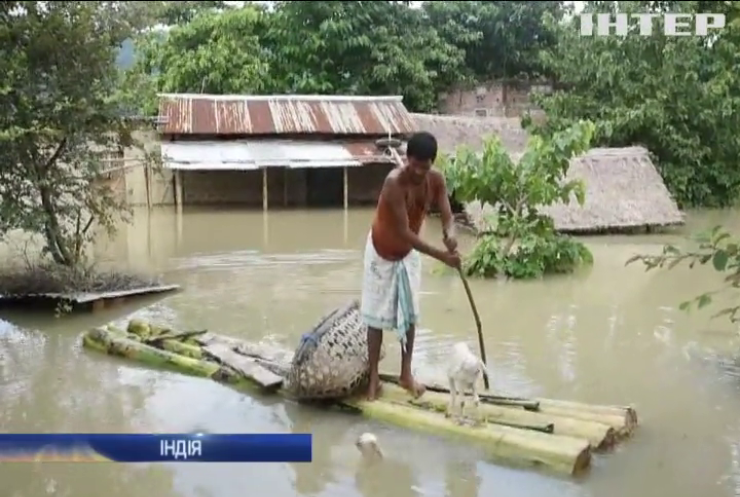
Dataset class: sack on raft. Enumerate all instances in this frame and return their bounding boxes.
[287,300,385,400]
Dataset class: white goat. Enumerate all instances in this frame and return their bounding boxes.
[355,432,383,461]
[445,342,490,424]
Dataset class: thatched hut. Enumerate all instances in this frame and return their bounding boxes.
[411,113,529,155]
[412,113,685,234]
[541,147,684,233]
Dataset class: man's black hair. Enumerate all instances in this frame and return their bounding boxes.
[406,131,437,162]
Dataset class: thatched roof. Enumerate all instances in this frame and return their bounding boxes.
[411,113,684,233]
[411,113,529,154]
[464,146,685,234]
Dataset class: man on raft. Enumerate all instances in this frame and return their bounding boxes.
[360,131,461,401]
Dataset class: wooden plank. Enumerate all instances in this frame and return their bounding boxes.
[192,334,293,365]
[234,342,293,377]
[70,284,181,303]
[0,284,182,303]
[194,333,243,348]
[203,343,283,391]
[235,342,294,365]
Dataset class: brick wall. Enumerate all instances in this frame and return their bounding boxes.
[438,80,551,118]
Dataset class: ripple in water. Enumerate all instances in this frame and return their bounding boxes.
[545,309,577,385]
[172,250,358,270]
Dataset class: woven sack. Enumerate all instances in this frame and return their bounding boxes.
[288,300,385,400]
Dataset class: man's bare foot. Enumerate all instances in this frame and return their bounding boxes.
[366,378,382,401]
[399,375,426,399]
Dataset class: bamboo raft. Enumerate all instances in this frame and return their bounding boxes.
[82,321,638,478]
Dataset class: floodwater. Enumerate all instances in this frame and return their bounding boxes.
[2,206,740,497]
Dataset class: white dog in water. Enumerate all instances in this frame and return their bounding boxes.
[355,432,383,461]
[446,342,491,424]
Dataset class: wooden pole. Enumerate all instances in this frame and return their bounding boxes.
[144,163,152,210]
[147,207,153,259]
[343,166,349,210]
[174,170,183,246]
[458,268,489,390]
[343,207,348,246]
[174,170,182,210]
[262,167,268,211]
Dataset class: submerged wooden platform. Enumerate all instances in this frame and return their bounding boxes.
[0,284,181,313]
[82,320,639,478]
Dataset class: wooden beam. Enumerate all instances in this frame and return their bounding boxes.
[174,170,182,211]
[343,166,349,210]
[262,167,268,211]
[144,163,152,210]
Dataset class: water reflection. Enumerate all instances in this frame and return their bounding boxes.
[355,457,417,497]
[1,207,740,497]
[444,460,481,497]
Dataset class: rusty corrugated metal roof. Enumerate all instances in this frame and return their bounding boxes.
[158,94,417,136]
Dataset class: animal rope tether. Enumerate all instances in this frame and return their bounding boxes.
[288,300,385,400]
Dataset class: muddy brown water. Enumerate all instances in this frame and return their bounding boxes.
[3,207,740,497]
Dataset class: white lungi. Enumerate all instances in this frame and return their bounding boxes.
[360,232,421,351]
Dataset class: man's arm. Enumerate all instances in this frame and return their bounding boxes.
[433,171,456,240]
[384,176,448,262]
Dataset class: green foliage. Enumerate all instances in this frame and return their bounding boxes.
[465,231,593,279]
[438,121,596,279]
[0,2,153,266]
[626,226,740,323]
[422,1,568,80]
[152,1,233,25]
[267,1,466,111]
[120,1,565,114]
[531,1,740,208]
[121,5,272,115]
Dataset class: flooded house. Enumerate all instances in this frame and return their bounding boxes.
[153,93,416,209]
[113,100,684,235]
[411,113,685,234]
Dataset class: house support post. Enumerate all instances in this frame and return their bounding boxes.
[343,166,349,210]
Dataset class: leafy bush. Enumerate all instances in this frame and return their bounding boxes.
[627,226,740,323]
[530,1,740,208]
[438,120,596,279]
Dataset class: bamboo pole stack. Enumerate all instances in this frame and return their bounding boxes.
[82,320,639,478]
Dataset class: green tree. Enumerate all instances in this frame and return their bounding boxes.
[530,1,740,208]
[422,1,567,80]
[123,1,467,114]
[438,121,595,279]
[122,5,272,115]
[153,1,233,25]
[0,1,152,267]
[627,226,740,324]
[121,1,567,114]
[268,1,465,110]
